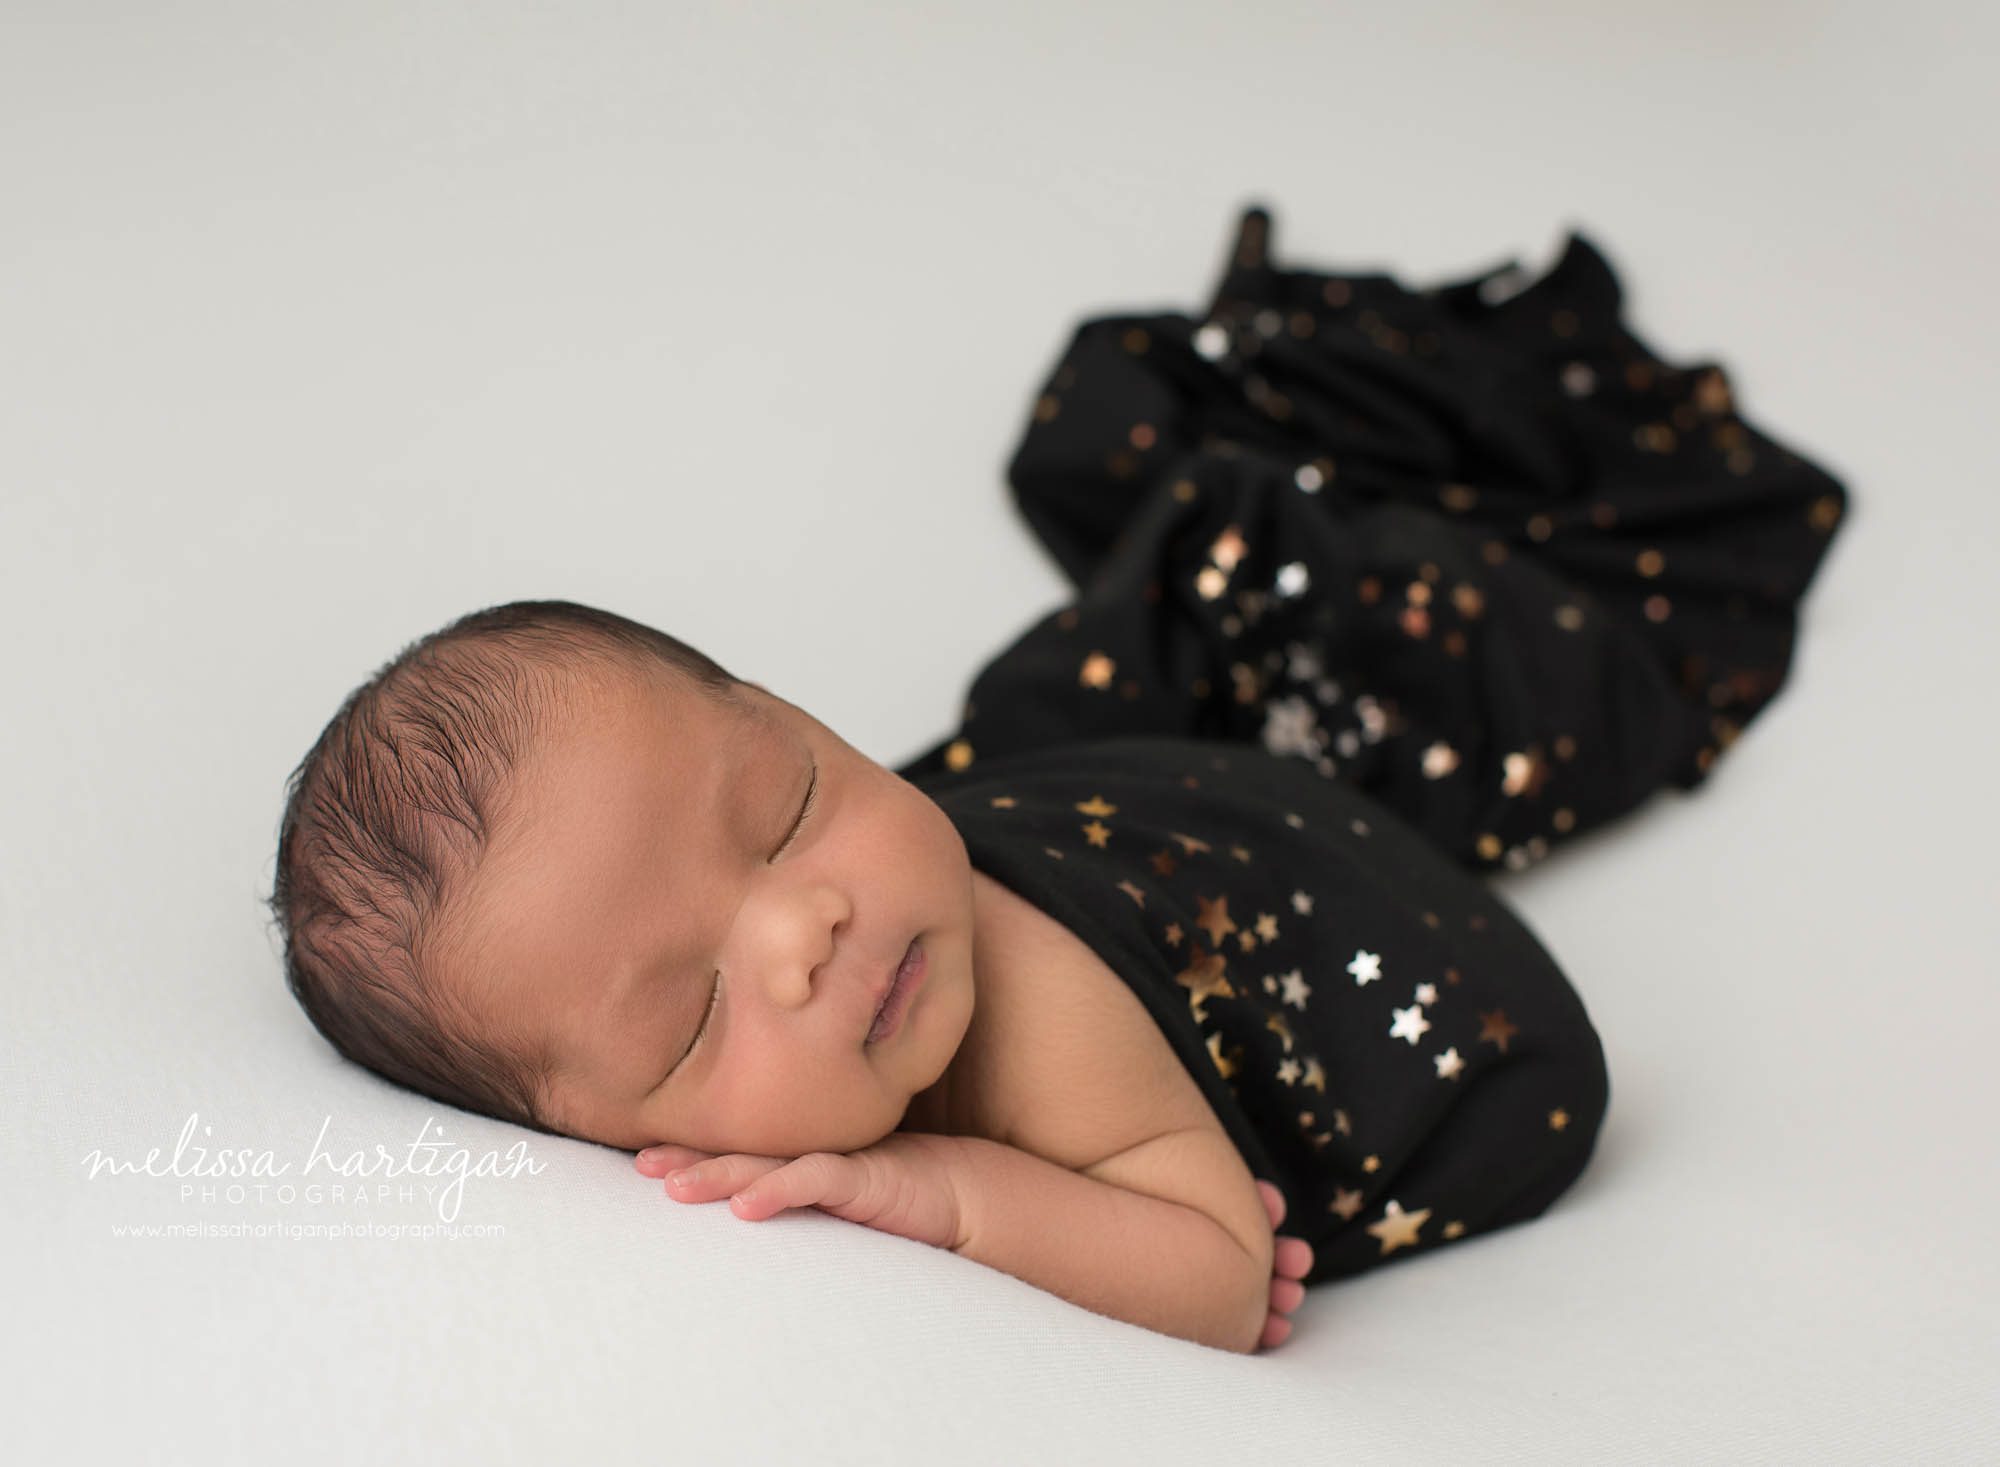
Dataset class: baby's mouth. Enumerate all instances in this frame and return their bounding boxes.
[867,938,921,1043]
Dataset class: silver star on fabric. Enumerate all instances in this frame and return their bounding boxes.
[1389,1004,1432,1045]
[1260,695,1323,759]
[1285,641,1324,682]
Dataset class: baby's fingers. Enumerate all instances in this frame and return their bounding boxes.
[634,1144,713,1178]
[657,1153,789,1201]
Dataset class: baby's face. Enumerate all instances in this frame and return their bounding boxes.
[444,668,978,1156]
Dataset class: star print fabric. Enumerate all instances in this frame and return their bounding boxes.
[902,736,1609,1284]
[889,207,1851,1280]
[898,205,1852,871]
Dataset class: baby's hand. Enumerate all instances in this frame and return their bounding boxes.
[635,1133,966,1251]
[1255,1179,1314,1350]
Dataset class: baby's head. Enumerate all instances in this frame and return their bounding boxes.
[268,599,977,1156]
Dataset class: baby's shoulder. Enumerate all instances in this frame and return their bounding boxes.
[960,869,1224,1170]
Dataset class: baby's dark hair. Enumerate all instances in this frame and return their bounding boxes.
[265,599,744,1138]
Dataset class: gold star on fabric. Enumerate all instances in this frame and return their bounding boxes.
[1194,894,1238,947]
[1264,1012,1295,1053]
[1279,969,1310,1009]
[1303,1058,1326,1092]
[1333,1107,1351,1135]
[1367,1199,1431,1256]
[1081,820,1111,848]
[1478,1009,1519,1053]
[1389,1005,1432,1045]
[1501,747,1556,798]
[1433,1047,1467,1080]
[1549,1108,1571,1131]
[1171,832,1212,855]
[1149,848,1178,877]
[1347,949,1382,985]
[1075,795,1118,817]
[1205,1031,1241,1080]
[1276,1056,1302,1085]
[1414,982,1438,1005]
[1196,566,1228,600]
[1443,1220,1466,1240]
[1291,890,1314,916]
[945,740,974,772]
[1174,942,1235,1020]
[1255,913,1280,942]
[1163,922,1183,947]
[1422,741,1460,778]
[1362,1154,1381,1173]
[988,796,1017,809]
[1330,1187,1365,1221]
[1696,368,1734,414]
[1229,844,1252,862]
[1116,880,1146,908]
[1237,930,1257,953]
[1210,525,1249,571]
[1079,653,1115,690]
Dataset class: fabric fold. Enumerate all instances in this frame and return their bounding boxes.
[897,204,1852,872]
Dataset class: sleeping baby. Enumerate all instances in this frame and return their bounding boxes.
[269,204,1861,1358]
[270,597,1612,1356]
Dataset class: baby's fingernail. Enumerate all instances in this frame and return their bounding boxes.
[668,1169,693,1187]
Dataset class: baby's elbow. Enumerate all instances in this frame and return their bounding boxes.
[1223,1224,1276,1356]
[1227,1274,1270,1356]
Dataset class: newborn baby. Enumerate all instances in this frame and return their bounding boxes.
[271,598,1318,1353]
[270,205,1854,1359]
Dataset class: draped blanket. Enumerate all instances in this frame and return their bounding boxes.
[899,205,1851,872]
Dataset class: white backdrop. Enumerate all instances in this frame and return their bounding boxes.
[5,3,1995,1463]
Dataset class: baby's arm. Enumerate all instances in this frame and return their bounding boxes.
[939,1133,1270,1355]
